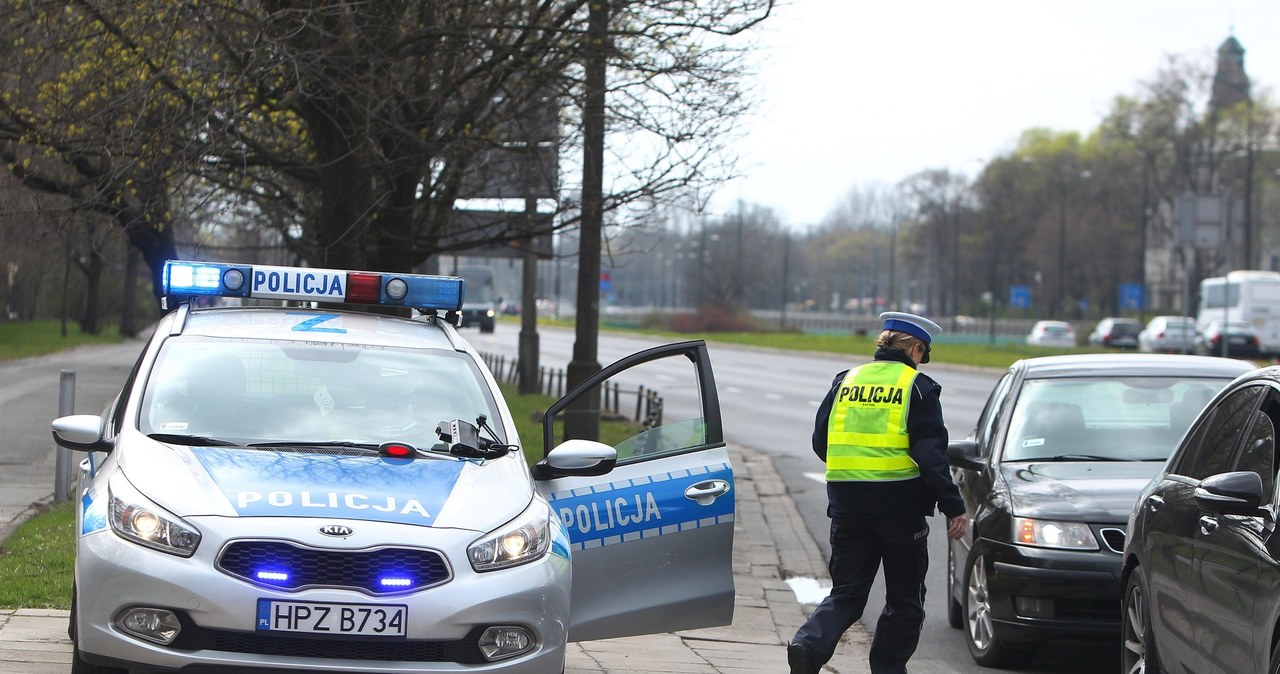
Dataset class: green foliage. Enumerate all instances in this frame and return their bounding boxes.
[0,320,122,361]
[0,501,74,609]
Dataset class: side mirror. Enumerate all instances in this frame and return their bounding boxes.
[946,439,985,471]
[531,439,618,481]
[51,415,112,452]
[1194,471,1265,516]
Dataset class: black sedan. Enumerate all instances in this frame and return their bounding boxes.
[945,353,1255,667]
[1124,366,1280,674]
[1195,320,1263,359]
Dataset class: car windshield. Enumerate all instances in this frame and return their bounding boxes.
[139,337,504,449]
[1111,322,1140,336]
[1003,376,1232,462]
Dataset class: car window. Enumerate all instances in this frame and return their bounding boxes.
[139,336,503,449]
[1235,404,1276,506]
[975,372,1015,457]
[549,352,710,465]
[1002,376,1238,462]
[1170,385,1266,480]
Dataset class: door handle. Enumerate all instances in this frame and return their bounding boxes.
[1199,516,1219,536]
[1146,494,1164,513]
[685,479,731,506]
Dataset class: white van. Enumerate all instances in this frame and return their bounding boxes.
[1198,270,1280,356]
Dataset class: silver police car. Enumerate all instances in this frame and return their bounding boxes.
[52,260,734,673]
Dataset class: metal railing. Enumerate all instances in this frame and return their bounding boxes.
[479,351,661,427]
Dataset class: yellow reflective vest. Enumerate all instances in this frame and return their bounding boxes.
[825,361,921,482]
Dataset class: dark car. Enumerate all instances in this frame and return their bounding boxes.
[1089,317,1142,350]
[1123,367,1280,674]
[945,354,1255,667]
[1195,320,1262,359]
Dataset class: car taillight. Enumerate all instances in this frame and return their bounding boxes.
[1211,335,1221,346]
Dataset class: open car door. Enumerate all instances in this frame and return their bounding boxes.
[533,340,733,642]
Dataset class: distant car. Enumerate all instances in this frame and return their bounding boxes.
[51,260,734,674]
[1025,320,1077,348]
[945,353,1255,667]
[1088,317,1141,350]
[1123,366,1280,674]
[1138,315,1198,353]
[1195,320,1262,359]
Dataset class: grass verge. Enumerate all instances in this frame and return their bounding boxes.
[0,320,122,361]
[0,501,75,609]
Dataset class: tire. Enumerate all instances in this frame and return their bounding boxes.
[481,319,495,334]
[70,589,128,674]
[947,544,963,629]
[1122,569,1161,674]
[1270,632,1280,674]
[963,551,1036,668]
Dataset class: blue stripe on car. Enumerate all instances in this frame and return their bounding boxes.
[547,462,734,550]
[192,447,466,526]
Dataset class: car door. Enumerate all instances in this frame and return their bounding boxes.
[534,340,733,642]
[1144,384,1264,673]
[1194,393,1280,673]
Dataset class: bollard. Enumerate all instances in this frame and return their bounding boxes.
[56,370,75,503]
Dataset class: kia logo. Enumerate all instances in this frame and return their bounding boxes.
[319,524,353,537]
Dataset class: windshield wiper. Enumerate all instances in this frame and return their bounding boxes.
[147,433,237,447]
[246,440,379,450]
[1016,454,1121,462]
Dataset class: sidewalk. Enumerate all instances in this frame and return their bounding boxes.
[0,445,871,673]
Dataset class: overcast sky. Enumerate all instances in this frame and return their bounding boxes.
[706,0,1280,229]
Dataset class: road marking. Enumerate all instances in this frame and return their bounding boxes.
[804,472,825,484]
[785,577,831,604]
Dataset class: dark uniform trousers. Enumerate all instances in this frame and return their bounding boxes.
[793,513,930,674]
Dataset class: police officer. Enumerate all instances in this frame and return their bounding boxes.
[788,312,967,674]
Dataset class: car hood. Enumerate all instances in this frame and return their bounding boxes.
[117,434,533,532]
[1000,461,1162,523]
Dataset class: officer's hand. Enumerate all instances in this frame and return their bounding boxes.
[946,515,967,540]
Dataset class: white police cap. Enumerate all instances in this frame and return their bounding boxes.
[879,311,942,344]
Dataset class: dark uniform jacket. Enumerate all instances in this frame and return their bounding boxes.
[812,347,965,520]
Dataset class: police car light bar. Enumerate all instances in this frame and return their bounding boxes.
[162,260,465,312]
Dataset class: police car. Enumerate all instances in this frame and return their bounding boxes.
[52,260,734,674]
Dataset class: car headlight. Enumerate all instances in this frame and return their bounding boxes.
[1012,517,1098,550]
[108,476,201,557]
[468,501,550,572]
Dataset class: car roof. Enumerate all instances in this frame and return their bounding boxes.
[1233,365,1280,386]
[1014,353,1256,379]
[178,306,461,351]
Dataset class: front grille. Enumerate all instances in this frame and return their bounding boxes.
[1098,527,1125,554]
[167,614,487,663]
[217,540,451,595]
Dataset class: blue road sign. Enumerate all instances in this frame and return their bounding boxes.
[1119,284,1146,311]
[1010,285,1032,309]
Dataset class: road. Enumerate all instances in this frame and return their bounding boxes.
[471,323,1121,674]
[0,338,148,532]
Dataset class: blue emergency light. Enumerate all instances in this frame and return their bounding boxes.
[162,260,465,312]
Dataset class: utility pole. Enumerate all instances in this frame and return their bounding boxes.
[564,0,608,441]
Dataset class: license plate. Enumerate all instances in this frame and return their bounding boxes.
[256,599,407,637]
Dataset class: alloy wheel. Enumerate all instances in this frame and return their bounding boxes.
[966,553,994,651]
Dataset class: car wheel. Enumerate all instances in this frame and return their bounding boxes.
[964,551,1035,668]
[481,320,495,334]
[69,585,129,674]
[1270,633,1280,674]
[947,544,962,629]
[1121,569,1159,674]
